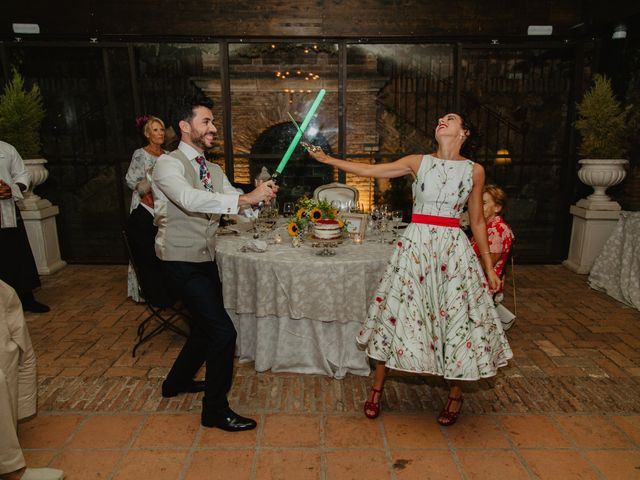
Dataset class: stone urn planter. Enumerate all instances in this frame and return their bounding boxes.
[17,158,52,210]
[576,159,629,210]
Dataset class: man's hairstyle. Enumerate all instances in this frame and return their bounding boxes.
[173,95,214,133]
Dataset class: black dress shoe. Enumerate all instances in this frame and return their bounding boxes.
[22,300,50,313]
[161,380,206,398]
[201,408,257,431]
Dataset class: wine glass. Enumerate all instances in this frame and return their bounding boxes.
[391,210,403,237]
[283,202,294,218]
[370,206,382,242]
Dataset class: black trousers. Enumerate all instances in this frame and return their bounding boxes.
[0,209,40,294]
[161,260,236,413]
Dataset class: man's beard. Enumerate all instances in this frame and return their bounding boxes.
[191,130,213,150]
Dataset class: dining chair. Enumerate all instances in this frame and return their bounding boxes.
[122,230,189,356]
[313,182,359,205]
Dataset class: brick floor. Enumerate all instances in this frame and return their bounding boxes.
[17,264,640,479]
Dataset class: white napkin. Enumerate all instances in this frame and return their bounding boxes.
[240,239,268,252]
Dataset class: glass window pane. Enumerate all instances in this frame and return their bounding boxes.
[346,44,454,211]
[228,42,338,202]
[134,43,223,168]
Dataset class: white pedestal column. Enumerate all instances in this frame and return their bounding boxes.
[16,158,66,275]
[19,205,67,275]
[563,204,620,274]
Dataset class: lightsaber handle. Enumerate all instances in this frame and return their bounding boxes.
[257,172,281,209]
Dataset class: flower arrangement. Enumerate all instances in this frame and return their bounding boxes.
[286,196,345,237]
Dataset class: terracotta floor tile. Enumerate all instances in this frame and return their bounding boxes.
[50,451,121,479]
[185,450,254,480]
[521,450,599,480]
[555,415,633,449]
[18,415,84,449]
[499,415,571,448]
[68,415,142,449]
[391,450,461,479]
[325,450,390,480]
[255,450,321,480]
[324,415,384,449]
[586,450,640,479]
[383,415,448,449]
[612,416,640,445]
[112,450,187,480]
[199,417,259,447]
[457,451,529,480]
[261,414,320,447]
[134,414,199,448]
[445,416,510,449]
[21,450,57,469]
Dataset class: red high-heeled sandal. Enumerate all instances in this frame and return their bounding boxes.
[437,395,464,426]
[364,387,383,419]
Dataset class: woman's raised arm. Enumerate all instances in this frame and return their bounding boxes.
[309,150,422,179]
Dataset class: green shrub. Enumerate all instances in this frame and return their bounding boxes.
[575,74,628,158]
[0,68,45,158]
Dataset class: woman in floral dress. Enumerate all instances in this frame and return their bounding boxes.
[310,113,513,426]
[125,115,166,302]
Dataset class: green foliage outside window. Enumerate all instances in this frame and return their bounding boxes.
[575,74,628,159]
[0,68,45,158]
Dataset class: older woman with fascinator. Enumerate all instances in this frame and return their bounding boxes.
[125,115,166,302]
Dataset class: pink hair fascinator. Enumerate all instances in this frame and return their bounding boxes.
[135,115,151,131]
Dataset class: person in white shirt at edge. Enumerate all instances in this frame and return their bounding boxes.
[152,95,276,431]
[0,280,64,480]
[0,141,49,313]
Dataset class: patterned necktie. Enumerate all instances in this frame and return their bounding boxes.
[194,155,214,192]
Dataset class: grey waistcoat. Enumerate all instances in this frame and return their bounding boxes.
[154,149,224,263]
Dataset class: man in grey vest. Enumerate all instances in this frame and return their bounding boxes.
[152,96,276,431]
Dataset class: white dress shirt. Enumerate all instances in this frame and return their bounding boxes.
[152,142,239,215]
[0,141,30,229]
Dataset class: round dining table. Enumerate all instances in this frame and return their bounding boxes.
[215,227,395,378]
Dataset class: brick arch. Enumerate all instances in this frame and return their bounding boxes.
[250,122,334,203]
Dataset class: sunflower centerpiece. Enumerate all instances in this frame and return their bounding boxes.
[286,196,345,239]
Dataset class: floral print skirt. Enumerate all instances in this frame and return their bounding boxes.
[356,224,513,380]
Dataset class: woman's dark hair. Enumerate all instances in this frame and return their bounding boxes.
[172,95,214,134]
[451,111,479,159]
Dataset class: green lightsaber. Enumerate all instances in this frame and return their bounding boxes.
[275,88,326,175]
[287,112,303,135]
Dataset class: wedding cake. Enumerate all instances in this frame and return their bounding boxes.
[313,219,342,240]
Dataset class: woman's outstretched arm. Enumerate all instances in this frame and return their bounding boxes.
[309,150,422,179]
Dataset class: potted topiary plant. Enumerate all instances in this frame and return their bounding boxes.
[0,67,49,209]
[574,74,629,209]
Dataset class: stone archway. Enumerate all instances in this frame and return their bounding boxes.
[250,122,333,204]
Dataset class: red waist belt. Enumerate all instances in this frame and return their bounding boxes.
[411,214,460,228]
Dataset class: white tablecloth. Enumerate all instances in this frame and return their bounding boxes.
[589,211,640,311]
[215,231,394,378]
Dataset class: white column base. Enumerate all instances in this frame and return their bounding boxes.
[563,205,620,275]
[19,205,67,275]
